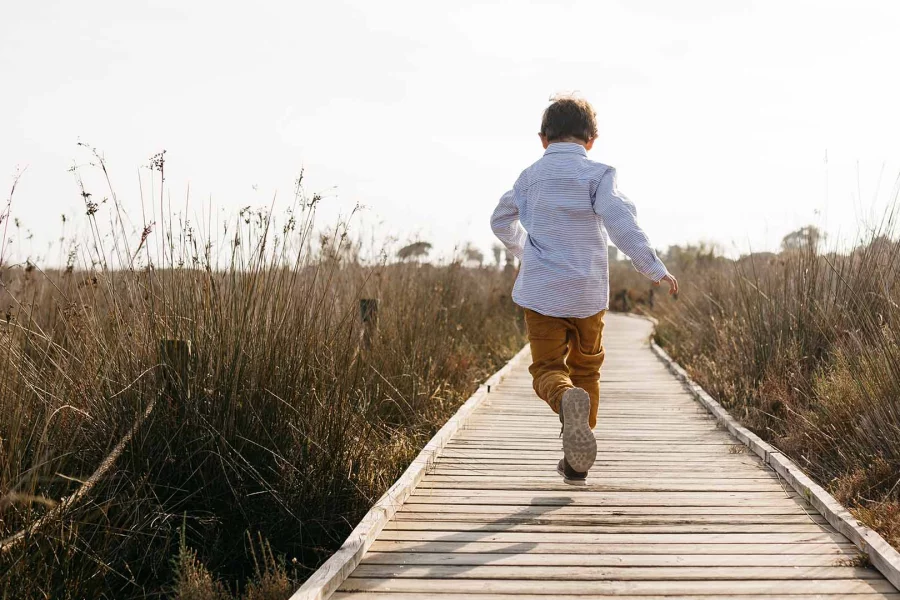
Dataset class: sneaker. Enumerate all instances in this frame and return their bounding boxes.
[559,387,597,473]
[557,457,587,484]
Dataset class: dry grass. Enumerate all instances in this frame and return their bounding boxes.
[0,155,525,598]
[646,223,900,550]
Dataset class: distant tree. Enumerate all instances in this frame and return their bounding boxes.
[397,241,432,261]
[504,248,516,273]
[863,234,897,255]
[781,226,822,252]
[662,242,720,271]
[463,244,484,267]
[319,231,357,264]
[737,251,778,266]
[492,244,504,268]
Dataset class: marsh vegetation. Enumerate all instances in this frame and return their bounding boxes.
[0,155,524,598]
[638,222,900,550]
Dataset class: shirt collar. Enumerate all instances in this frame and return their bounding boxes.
[543,142,588,157]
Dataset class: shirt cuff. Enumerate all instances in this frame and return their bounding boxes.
[646,259,668,282]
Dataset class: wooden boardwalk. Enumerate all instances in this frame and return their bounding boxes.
[326,314,899,599]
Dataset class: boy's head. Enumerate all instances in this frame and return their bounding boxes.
[539,95,598,150]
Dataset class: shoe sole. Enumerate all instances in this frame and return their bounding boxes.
[561,387,597,473]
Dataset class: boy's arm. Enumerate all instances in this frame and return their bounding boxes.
[593,167,669,283]
[490,187,527,260]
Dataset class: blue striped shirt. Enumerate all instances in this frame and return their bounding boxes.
[491,142,668,318]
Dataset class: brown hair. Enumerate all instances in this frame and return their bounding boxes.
[540,95,598,143]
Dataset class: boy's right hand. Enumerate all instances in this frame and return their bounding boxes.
[655,273,678,295]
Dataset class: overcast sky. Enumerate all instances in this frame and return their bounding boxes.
[3,0,899,265]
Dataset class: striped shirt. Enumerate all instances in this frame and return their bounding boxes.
[491,142,668,318]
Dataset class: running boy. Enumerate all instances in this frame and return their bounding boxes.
[490,95,677,482]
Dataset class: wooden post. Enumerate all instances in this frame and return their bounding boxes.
[159,339,192,399]
[359,299,378,349]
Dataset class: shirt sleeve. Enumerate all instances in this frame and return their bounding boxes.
[593,167,668,282]
[490,186,528,260]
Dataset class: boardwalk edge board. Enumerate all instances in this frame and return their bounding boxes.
[288,344,532,600]
[649,331,900,590]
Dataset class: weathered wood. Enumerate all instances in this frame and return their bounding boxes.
[382,520,833,534]
[360,550,844,566]
[433,456,765,465]
[288,344,531,600]
[436,450,767,459]
[159,338,192,399]
[350,564,881,580]
[415,478,788,492]
[405,494,811,507]
[428,468,777,479]
[338,578,896,594]
[333,594,900,600]
[367,540,857,555]
[292,314,898,599]
[374,530,848,544]
[428,469,773,478]
[408,490,805,502]
[391,512,830,525]
[398,504,821,516]
[358,298,378,349]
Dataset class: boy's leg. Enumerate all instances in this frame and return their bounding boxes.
[523,308,572,415]
[567,310,606,429]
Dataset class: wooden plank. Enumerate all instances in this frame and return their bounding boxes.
[398,504,820,516]
[367,540,857,555]
[409,490,804,502]
[359,550,848,567]
[457,433,722,439]
[436,453,765,462]
[382,521,833,534]
[416,479,788,492]
[350,563,882,580]
[455,430,727,437]
[427,466,770,474]
[443,441,751,448]
[375,530,848,544]
[471,409,711,413]
[429,464,768,472]
[405,496,810,509]
[437,450,768,459]
[333,594,900,600]
[429,468,778,479]
[428,470,775,479]
[430,461,769,468]
[338,578,897,594]
[454,435,733,443]
[392,511,829,525]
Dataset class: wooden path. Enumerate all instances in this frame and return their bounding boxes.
[325,314,900,598]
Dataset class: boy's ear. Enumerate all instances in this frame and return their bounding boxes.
[584,136,597,151]
[539,133,550,149]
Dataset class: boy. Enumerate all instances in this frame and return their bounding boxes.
[491,95,677,483]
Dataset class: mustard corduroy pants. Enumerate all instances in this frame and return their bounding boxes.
[523,308,606,429]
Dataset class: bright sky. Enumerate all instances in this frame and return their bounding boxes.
[3,0,900,265]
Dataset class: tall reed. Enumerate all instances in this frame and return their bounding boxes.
[652,223,900,549]
[0,155,524,598]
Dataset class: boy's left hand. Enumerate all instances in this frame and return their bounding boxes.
[655,273,678,295]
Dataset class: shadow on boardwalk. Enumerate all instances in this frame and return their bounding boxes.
[379,495,575,577]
